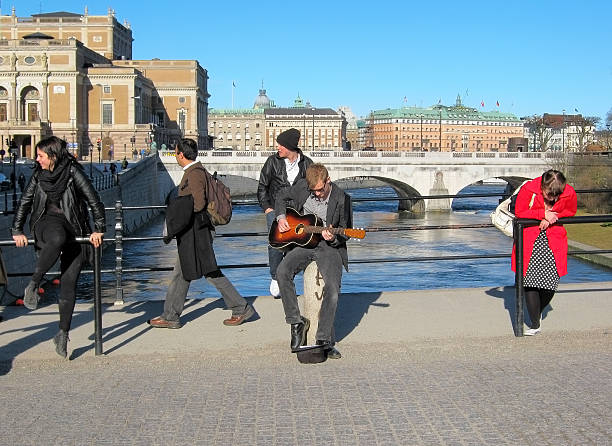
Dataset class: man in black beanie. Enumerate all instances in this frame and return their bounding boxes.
[257,129,312,298]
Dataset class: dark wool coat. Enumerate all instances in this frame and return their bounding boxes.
[166,162,218,281]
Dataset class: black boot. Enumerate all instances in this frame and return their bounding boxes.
[290,317,310,352]
[23,281,40,310]
[53,330,69,359]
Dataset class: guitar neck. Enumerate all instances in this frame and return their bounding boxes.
[303,226,347,236]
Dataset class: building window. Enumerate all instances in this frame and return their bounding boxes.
[0,103,6,121]
[178,109,186,135]
[24,56,36,65]
[102,103,113,125]
[103,85,111,94]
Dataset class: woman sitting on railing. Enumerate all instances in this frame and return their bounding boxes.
[11,136,106,358]
[511,169,577,335]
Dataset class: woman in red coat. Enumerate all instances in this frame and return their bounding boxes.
[511,169,577,335]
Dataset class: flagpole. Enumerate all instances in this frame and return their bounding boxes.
[231,82,234,109]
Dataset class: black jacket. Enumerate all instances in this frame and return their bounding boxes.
[257,151,312,211]
[11,162,106,237]
[275,178,353,271]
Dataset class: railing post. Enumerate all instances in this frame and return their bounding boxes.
[114,200,124,305]
[93,243,103,356]
[514,221,524,337]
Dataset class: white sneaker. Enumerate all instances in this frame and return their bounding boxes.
[524,327,541,336]
[269,279,280,297]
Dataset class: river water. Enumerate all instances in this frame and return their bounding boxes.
[84,184,612,301]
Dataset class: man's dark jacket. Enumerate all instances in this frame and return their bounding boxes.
[257,150,312,211]
[274,178,352,271]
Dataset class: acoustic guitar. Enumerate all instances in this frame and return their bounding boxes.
[269,207,366,250]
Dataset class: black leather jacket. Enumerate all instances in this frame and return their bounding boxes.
[257,151,312,211]
[11,163,106,237]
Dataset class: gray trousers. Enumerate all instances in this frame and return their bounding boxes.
[162,256,249,322]
[276,242,343,342]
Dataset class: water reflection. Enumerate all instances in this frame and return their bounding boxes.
[82,185,612,301]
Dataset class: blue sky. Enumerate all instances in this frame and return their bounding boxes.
[14,0,612,124]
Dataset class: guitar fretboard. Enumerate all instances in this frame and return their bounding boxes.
[301,226,346,236]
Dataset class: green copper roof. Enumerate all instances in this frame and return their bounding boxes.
[371,105,521,122]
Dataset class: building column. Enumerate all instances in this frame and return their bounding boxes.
[40,81,49,121]
[10,81,17,121]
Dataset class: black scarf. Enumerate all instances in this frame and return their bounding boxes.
[38,157,72,204]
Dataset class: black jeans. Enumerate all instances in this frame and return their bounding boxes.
[33,214,83,332]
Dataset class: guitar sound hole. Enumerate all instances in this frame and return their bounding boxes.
[295,224,304,235]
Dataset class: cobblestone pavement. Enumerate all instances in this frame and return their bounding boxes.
[1,331,610,446]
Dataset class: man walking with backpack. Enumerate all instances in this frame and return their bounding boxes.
[149,138,255,329]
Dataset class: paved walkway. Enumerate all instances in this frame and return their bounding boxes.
[1,282,611,445]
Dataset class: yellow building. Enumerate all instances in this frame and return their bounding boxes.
[370,96,524,152]
[0,7,208,161]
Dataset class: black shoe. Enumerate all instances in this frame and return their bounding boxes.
[24,281,40,310]
[290,317,310,352]
[316,340,342,359]
[53,330,69,359]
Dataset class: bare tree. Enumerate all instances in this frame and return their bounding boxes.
[525,115,554,151]
[572,116,600,152]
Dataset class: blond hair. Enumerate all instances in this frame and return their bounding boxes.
[305,163,329,189]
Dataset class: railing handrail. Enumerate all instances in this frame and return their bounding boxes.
[3,195,610,353]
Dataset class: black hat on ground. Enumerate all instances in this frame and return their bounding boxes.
[276,128,301,151]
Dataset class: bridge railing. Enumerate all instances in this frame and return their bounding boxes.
[157,149,570,164]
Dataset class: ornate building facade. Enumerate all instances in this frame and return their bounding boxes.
[209,92,347,151]
[0,7,209,161]
[370,96,524,152]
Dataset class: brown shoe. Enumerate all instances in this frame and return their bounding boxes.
[223,305,255,326]
[148,316,182,329]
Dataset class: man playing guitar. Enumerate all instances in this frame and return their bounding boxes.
[274,163,353,359]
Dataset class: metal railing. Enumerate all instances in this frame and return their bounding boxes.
[2,191,611,354]
[513,215,612,337]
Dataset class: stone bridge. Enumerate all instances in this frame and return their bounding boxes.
[158,150,558,211]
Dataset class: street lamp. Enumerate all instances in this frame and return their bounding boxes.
[606,124,611,150]
[562,109,566,153]
[420,114,423,151]
[311,107,315,151]
[95,83,104,164]
[131,95,140,158]
[89,144,94,178]
[9,138,17,209]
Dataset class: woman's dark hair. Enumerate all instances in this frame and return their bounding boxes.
[35,136,75,169]
[541,169,566,198]
[176,138,198,161]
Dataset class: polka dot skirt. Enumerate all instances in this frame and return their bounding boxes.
[524,231,560,291]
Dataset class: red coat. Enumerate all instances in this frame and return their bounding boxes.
[511,176,577,277]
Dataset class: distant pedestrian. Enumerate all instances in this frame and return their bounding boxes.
[18,173,26,192]
[511,169,577,336]
[132,148,138,160]
[11,136,105,358]
[121,157,128,170]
